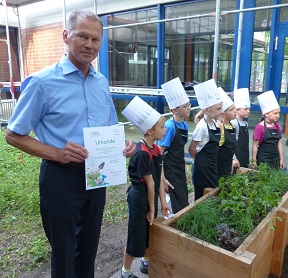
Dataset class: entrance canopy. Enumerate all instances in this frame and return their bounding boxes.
[5,0,44,6]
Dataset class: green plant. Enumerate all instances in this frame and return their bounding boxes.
[176,164,288,251]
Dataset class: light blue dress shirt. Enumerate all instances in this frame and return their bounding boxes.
[8,56,118,148]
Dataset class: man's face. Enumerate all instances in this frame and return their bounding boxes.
[63,17,102,72]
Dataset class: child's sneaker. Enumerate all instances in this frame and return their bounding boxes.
[139,260,148,274]
[120,272,138,278]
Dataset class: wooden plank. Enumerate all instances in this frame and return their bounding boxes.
[150,221,254,278]
[278,191,288,209]
[270,208,288,276]
[176,233,254,278]
[149,220,184,261]
[149,249,210,278]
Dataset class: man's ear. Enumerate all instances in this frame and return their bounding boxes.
[63,30,69,44]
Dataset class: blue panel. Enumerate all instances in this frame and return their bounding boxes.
[157,5,165,89]
[99,15,109,80]
[233,0,255,90]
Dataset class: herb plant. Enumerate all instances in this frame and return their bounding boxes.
[176,164,288,251]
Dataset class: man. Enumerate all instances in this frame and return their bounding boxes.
[6,10,134,278]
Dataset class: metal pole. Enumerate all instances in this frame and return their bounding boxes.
[93,0,100,71]
[234,0,244,91]
[103,3,288,31]
[2,0,15,104]
[212,0,221,81]
[15,6,24,82]
[63,0,66,54]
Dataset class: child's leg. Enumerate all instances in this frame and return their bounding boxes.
[123,246,134,270]
[140,248,149,274]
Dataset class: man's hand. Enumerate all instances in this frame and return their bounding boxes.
[123,140,135,157]
[57,142,89,163]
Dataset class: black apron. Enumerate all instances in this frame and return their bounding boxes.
[217,123,237,178]
[163,119,188,214]
[256,121,282,169]
[193,119,220,201]
[235,119,249,168]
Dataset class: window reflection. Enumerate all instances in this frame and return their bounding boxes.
[108,9,158,88]
[164,0,235,90]
[250,0,273,94]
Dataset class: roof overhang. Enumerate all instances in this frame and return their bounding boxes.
[3,0,44,7]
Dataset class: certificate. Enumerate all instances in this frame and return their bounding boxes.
[83,125,127,190]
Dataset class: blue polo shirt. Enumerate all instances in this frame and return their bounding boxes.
[157,117,188,149]
[8,56,118,148]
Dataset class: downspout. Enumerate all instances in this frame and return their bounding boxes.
[212,0,221,81]
[234,0,244,90]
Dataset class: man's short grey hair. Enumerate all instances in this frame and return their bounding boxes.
[67,10,103,33]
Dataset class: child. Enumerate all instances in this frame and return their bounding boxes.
[121,96,170,278]
[231,88,251,169]
[217,88,237,178]
[252,90,285,170]
[158,77,190,214]
[188,79,222,201]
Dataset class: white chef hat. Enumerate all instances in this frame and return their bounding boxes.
[257,90,280,115]
[121,96,162,135]
[161,77,189,109]
[218,87,234,112]
[193,79,222,110]
[233,88,250,109]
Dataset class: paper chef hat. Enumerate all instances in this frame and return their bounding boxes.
[233,88,250,109]
[121,96,162,135]
[161,77,189,109]
[193,79,222,110]
[257,90,280,115]
[218,87,234,112]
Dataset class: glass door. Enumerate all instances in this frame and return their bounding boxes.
[271,28,288,113]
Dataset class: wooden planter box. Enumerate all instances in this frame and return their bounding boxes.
[149,168,288,278]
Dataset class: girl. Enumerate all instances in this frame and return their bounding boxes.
[231,88,251,169]
[252,90,284,170]
[217,88,237,178]
[188,79,222,201]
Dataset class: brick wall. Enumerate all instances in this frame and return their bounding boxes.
[21,22,65,77]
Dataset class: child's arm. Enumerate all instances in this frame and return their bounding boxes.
[252,139,259,169]
[143,174,155,225]
[159,146,174,192]
[278,140,285,169]
[158,179,171,217]
[188,140,199,158]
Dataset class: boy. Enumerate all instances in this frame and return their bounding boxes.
[121,96,170,277]
[158,77,190,214]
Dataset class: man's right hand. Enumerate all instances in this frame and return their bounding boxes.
[58,141,89,163]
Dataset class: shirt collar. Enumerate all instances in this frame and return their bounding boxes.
[60,55,97,76]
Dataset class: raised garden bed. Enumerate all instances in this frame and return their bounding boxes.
[149,167,288,278]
